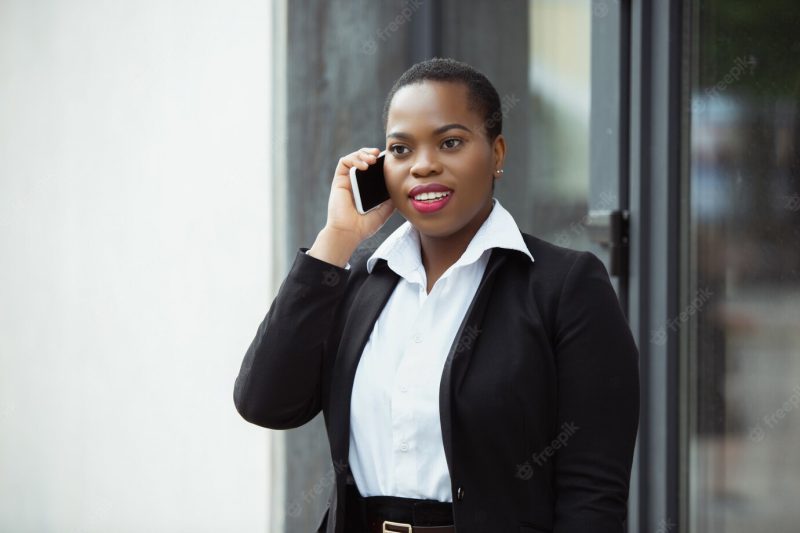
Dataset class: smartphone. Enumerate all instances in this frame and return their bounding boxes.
[349,149,390,214]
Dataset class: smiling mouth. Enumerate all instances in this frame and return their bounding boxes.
[410,191,453,202]
[409,191,454,213]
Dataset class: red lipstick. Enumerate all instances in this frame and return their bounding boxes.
[408,183,454,214]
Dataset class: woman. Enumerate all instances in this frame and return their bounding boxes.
[234,57,640,533]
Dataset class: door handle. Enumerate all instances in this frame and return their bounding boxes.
[585,209,629,277]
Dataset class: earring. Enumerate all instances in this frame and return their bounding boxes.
[495,169,504,174]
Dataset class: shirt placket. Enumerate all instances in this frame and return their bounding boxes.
[390,276,431,494]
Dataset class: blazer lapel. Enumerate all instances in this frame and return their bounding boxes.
[439,248,508,479]
[328,259,400,469]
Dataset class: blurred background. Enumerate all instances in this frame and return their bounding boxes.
[0,0,798,532]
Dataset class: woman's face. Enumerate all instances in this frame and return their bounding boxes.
[383,80,504,239]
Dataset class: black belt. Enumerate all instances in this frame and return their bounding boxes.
[344,482,456,533]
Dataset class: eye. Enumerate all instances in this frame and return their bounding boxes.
[442,137,463,149]
[389,144,410,156]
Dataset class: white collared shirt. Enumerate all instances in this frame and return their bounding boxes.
[347,197,534,502]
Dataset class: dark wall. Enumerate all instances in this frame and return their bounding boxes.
[283,2,537,531]
[283,1,411,531]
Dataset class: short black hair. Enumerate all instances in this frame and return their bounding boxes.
[382,57,503,145]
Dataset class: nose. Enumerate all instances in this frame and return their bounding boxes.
[410,147,442,177]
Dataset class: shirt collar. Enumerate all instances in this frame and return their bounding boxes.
[366,197,534,278]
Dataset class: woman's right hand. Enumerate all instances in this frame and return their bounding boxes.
[324,147,396,245]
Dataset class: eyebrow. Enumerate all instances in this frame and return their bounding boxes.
[386,123,473,140]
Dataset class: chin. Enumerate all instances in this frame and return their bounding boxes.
[412,218,460,239]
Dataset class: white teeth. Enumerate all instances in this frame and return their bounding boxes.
[414,191,451,201]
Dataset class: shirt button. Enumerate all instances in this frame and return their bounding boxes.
[413,333,422,343]
[399,441,409,452]
[456,486,464,500]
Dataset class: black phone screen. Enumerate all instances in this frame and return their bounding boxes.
[354,154,390,212]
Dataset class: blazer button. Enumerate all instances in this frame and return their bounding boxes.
[456,487,464,501]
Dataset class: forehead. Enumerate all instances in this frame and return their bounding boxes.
[387,81,479,132]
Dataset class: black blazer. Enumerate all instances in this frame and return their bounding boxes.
[233,231,640,533]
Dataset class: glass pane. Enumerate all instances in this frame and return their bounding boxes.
[528,0,593,250]
[441,0,593,249]
[686,1,800,531]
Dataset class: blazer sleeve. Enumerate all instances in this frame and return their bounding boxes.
[233,247,351,430]
[551,251,641,533]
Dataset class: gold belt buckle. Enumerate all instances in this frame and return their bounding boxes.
[382,519,413,532]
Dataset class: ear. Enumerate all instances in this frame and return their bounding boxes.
[492,133,507,169]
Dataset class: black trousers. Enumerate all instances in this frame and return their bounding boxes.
[343,482,455,533]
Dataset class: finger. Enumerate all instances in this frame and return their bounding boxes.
[358,147,379,160]
[357,150,377,163]
[340,153,368,169]
[351,156,369,170]
[336,155,367,177]
[350,153,372,169]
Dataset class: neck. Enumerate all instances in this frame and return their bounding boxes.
[418,197,494,279]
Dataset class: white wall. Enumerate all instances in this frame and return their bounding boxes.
[0,0,277,530]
